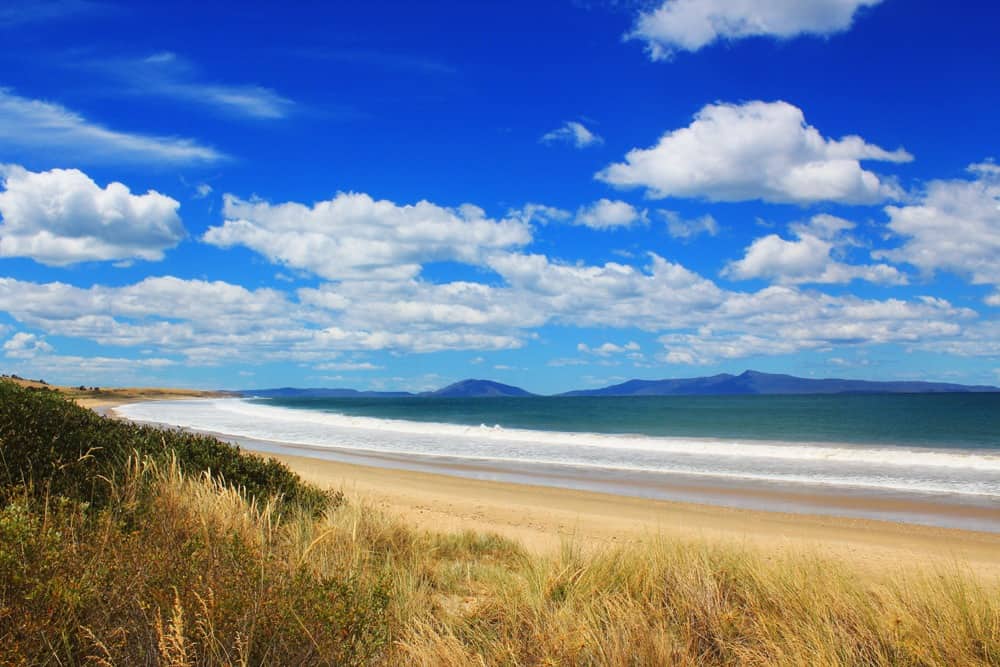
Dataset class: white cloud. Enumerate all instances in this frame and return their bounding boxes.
[577,341,641,356]
[5,352,177,386]
[194,183,213,199]
[0,165,184,265]
[0,0,103,26]
[574,199,647,230]
[510,202,571,225]
[0,275,528,363]
[0,276,298,356]
[0,88,224,164]
[629,0,883,60]
[659,290,969,364]
[204,192,532,281]
[724,214,906,285]
[597,100,910,204]
[875,163,1000,304]
[662,211,718,239]
[0,249,981,371]
[547,357,588,367]
[540,121,603,148]
[96,52,295,119]
[314,361,382,371]
[487,251,971,363]
[300,327,522,355]
[488,251,725,330]
[3,332,53,358]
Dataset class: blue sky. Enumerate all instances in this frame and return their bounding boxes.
[1,0,999,393]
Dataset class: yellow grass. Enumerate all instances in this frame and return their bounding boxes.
[6,453,995,665]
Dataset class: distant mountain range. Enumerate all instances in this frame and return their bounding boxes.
[241,370,998,399]
[559,370,999,396]
[242,379,534,399]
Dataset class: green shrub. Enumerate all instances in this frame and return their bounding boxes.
[0,380,332,512]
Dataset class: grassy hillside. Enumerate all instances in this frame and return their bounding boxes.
[1,380,998,665]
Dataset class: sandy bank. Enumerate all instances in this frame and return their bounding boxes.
[1,376,229,410]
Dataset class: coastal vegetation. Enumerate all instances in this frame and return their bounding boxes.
[1,379,998,665]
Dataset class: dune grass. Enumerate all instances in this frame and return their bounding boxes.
[1,379,998,665]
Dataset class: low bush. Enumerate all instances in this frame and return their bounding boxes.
[0,380,331,512]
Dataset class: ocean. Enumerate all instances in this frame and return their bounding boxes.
[116,393,1000,530]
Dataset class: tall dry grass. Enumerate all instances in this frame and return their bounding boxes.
[6,455,997,665]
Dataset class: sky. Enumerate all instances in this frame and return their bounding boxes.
[0,0,999,393]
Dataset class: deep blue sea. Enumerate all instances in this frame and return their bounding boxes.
[258,393,1000,449]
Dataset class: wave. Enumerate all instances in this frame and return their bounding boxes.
[115,398,1000,499]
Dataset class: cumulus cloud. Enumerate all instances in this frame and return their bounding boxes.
[3,332,53,358]
[0,88,224,164]
[0,274,528,364]
[629,0,883,60]
[574,199,647,229]
[204,192,532,280]
[488,251,726,330]
[0,246,980,370]
[0,256,978,369]
[486,251,971,363]
[299,279,542,330]
[540,121,603,148]
[597,100,910,204]
[918,320,1000,358]
[875,162,1000,304]
[658,290,969,364]
[662,211,718,239]
[724,214,906,285]
[0,165,184,265]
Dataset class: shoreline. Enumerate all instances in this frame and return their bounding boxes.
[102,398,1000,578]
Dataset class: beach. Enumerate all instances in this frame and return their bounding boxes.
[103,395,1000,580]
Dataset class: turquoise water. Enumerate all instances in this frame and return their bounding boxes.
[256,393,1000,450]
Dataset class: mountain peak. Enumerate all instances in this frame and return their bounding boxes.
[423,379,534,398]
